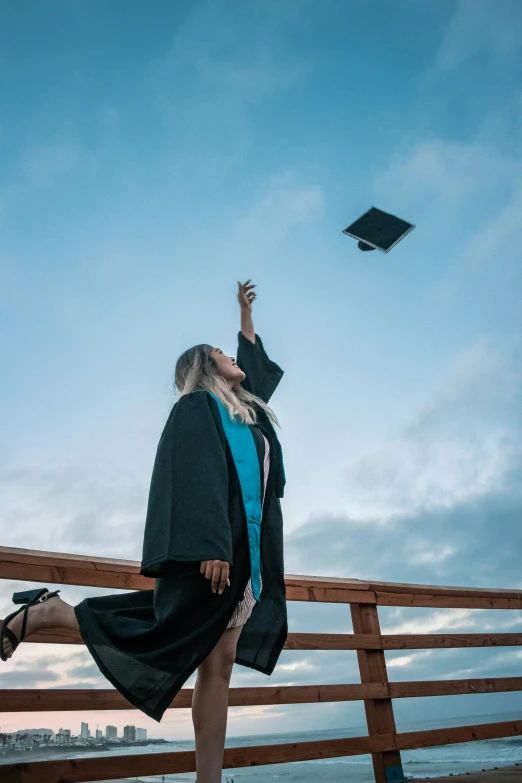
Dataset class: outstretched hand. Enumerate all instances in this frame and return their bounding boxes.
[200,559,230,595]
[237,280,256,311]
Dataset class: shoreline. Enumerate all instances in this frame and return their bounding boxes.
[411,764,522,781]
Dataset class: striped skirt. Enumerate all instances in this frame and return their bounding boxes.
[226,432,270,629]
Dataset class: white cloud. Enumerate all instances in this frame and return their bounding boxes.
[408,544,456,567]
[233,171,323,249]
[382,609,474,636]
[342,341,521,521]
[436,0,522,70]
[375,137,520,215]
[0,459,147,560]
[274,658,319,674]
[386,651,433,669]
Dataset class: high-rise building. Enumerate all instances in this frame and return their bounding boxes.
[123,725,136,742]
[136,728,147,740]
[95,729,103,739]
[105,725,117,739]
[57,728,71,744]
[80,722,89,740]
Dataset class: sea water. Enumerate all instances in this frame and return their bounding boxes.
[3,711,521,781]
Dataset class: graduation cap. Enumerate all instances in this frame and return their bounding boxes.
[343,206,415,252]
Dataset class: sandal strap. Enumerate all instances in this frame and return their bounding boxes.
[1,589,61,661]
[1,625,20,655]
[20,601,30,642]
[20,590,60,640]
[1,605,26,661]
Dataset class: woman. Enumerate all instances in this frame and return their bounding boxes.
[1,280,287,783]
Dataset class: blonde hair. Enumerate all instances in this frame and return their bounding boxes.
[173,343,280,427]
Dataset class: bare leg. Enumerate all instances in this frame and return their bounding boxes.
[2,592,78,660]
[192,624,243,783]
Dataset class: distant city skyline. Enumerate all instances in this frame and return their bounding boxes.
[4,722,148,741]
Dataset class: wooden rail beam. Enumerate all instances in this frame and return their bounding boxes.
[0,683,388,712]
[2,546,522,603]
[6,624,521,651]
[394,718,522,750]
[351,603,405,783]
[2,677,521,713]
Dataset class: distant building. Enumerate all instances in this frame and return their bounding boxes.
[136,728,147,740]
[123,725,136,742]
[95,729,103,739]
[106,725,117,739]
[57,729,71,745]
[80,722,89,740]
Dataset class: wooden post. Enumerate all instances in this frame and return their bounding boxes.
[351,603,405,783]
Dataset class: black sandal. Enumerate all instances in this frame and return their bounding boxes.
[1,587,61,662]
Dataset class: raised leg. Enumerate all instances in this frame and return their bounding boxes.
[192,623,243,783]
[1,591,79,660]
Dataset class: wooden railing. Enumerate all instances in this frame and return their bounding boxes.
[1,544,521,783]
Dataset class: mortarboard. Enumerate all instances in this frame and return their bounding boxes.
[343,206,415,252]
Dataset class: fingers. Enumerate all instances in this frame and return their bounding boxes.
[238,280,256,292]
[211,564,229,595]
[201,560,231,595]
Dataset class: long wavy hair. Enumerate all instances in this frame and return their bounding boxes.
[173,344,280,427]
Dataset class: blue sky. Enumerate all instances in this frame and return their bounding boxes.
[1,0,522,742]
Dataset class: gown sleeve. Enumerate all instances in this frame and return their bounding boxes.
[236,331,284,403]
[140,391,233,577]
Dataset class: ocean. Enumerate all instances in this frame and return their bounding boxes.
[3,711,522,781]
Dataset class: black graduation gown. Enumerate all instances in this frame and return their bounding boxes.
[74,332,287,722]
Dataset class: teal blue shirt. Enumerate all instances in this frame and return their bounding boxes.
[207,392,263,600]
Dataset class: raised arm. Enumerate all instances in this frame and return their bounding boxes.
[236,280,284,403]
[237,279,256,344]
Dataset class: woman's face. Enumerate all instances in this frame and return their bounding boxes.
[211,348,246,388]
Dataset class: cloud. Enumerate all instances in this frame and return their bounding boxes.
[436,0,522,70]
[232,171,323,251]
[386,651,433,669]
[0,668,59,688]
[375,137,519,214]
[340,340,521,521]
[66,662,107,681]
[0,458,148,561]
[284,341,522,603]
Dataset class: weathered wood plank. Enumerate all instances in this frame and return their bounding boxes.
[2,546,521,600]
[395,719,522,750]
[0,626,383,649]
[389,676,522,698]
[351,603,404,783]
[286,585,377,603]
[0,547,153,591]
[382,633,522,649]
[0,683,388,712]
[377,592,522,610]
[7,625,520,651]
[285,632,381,649]
[0,734,394,783]
[3,677,521,713]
